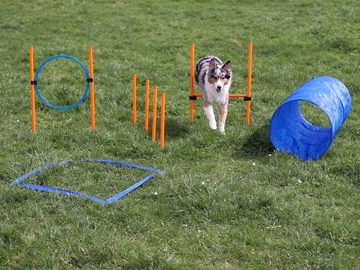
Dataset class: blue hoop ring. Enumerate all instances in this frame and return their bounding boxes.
[34,55,90,110]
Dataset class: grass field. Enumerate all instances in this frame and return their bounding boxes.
[1,0,360,269]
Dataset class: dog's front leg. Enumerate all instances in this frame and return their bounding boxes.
[218,103,228,134]
[203,102,217,130]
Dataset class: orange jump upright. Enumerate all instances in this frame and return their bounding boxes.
[189,41,253,124]
[189,43,195,122]
[246,42,253,125]
[29,45,36,133]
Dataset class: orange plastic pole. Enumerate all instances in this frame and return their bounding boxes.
[189,43,195,122]
[151,86,158,141]
[89,47,96,130]
[160,92,165,149]
[246,41,253,125]
[29,45,36,132]
[230,93,246,98]
[192,93,246,99]
[144,79,150,132]
[132,74,137,124]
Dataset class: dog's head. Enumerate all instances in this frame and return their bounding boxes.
[208,58,232,93]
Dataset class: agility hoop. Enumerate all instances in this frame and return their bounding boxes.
[34,55,90,111]
[29,46,96,131]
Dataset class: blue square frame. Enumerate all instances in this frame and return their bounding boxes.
[10,158,163,204]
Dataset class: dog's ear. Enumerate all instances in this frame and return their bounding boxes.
[222,60,231,72]
[209,58,217,70]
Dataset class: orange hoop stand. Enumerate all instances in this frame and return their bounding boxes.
[29,46,96,132]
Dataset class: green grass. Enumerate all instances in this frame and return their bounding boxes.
[1,0,360,269]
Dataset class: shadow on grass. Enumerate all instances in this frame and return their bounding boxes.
[164,118,190,139]
[330,163,360,188]
[233,124,274,159]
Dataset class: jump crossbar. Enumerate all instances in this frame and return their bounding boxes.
[190,93,248,98]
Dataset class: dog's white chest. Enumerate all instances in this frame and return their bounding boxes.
[207,89,226,104]
[205,83,230,105]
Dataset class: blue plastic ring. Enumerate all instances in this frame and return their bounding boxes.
[34,55,90,110]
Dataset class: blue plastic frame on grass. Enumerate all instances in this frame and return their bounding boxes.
[10,158,163,204]
[34,55,90,110]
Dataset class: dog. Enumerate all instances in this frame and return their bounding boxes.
[195,56,232,134]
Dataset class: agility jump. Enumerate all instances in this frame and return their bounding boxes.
[29,46,96,132]
[132,74,166,149]
[189,42,253,124]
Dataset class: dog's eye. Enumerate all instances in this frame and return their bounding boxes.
[225,74,231,79]
[212,75,219,80]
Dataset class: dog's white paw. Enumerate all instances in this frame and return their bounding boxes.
[209,120,217,130]
[219,123,225,134]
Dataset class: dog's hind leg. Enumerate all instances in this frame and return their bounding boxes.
[218,103,228,134]
[203,103,217,130]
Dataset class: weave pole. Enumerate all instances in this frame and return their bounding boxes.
[160,92,166,149]
[88,47,96,130]
[29,46,36,132]
[246,41,253,125]
[151,86,158,141]
[132,74,137,124]
[189,43,195,122]
[129,77,166,148]
[144,79,150,132]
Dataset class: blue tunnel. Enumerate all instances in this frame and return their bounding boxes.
[270,76,351,161]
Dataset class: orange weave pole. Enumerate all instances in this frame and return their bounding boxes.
[151,86,158,141]
[29,45,36,132]
[189,43,195,122]
[246,41,253,125]
[144,79,150,132]
[88,47,96,130]
[132,74,137,124]
[160,92,166,149]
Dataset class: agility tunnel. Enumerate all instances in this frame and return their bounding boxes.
[270,76,351,161]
